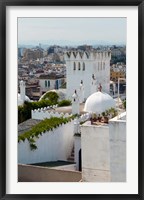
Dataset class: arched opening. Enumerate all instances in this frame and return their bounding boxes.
[45,80,47,87]
[78,62,81,70]
[55,80,58,89]
[83,62,85,71]
[79,149,82,171]
[103,62,105,70]
[74,62,76,70]
[48,80,50,87]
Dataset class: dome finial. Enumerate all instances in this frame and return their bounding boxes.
[98,83,102,92]
[92,74,95,80]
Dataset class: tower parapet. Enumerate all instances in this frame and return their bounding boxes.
[64,50,111,61]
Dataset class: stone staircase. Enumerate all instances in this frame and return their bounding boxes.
[67,146,75,162]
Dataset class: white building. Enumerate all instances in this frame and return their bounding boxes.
[64,50,111,100]
[79,111,126,182]
[74,91,126,182]
[38,75,65,95]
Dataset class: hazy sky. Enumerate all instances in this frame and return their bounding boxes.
[18,18,126,45]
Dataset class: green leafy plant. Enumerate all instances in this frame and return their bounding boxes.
[58,100,71,107]
[18,116,75,150]
[102,112,105,117]
[41,91,59,104]
[18,100,53,124]
[123,100,126,109]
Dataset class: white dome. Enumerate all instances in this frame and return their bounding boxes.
[18,93,30,106]
[84,91,116,114]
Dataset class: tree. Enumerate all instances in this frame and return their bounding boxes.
[40,91,59,105]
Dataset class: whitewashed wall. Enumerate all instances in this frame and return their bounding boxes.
[18,120,74,164]
[109,112,126,182]
[81,121,110,182]
[32,107,72,120]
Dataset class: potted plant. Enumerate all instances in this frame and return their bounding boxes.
[93,113,97,122]
[102,111,109,123]
[90,113,97,124]
[98,114,102,122]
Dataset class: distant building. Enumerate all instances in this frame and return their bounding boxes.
[110,70,126,82]
[23,48,43,61]
[110,46,126,58]
[38,74,66,95]
[110,64,126,82]
[111,48,122,57]
[77,45,93,51]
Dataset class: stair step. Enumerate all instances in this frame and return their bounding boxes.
[68,158,74,162]
[69,155,74,159]
[67,146,75,162]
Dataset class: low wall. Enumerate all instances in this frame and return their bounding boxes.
[18,120,74,164]
[18,164,82,182]
[32,108,72,120]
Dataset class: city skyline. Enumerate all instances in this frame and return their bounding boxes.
[18,17,126,46]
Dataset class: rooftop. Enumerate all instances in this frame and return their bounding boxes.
[48,103,85,114]
[38,73,65,80]
[18,119,42,135]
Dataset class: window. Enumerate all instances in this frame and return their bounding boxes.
[83,62,85,71]
[78,62,81,70]
[74,62,76,70]
[48,80,50,87]
[45,80,47,87]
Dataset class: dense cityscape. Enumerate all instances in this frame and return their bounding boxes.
[18,44,126,101]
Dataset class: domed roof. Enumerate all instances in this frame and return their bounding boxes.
[84,91,116,114]
[18,93,30,106]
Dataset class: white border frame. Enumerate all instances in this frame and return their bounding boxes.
[6,6,138,194]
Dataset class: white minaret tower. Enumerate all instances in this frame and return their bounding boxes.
[64,50,111,99]
[72,90,80,115]
[91,74,97,94]
[20,80,26,103]
[79,80,84,103]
